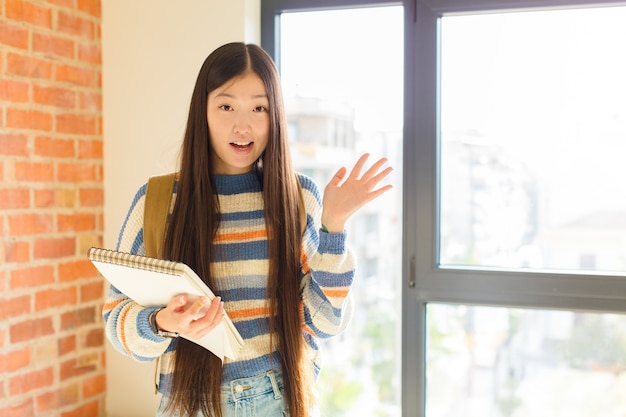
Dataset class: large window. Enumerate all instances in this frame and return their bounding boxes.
[262,1,626,416]
[430,5,626,416]
[440,8,626,273]
[263,2,403,416]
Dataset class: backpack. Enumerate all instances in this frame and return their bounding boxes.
[144,173,177,259]
[143,173,307,259]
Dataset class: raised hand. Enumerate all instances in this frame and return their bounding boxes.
[321,153,393,233]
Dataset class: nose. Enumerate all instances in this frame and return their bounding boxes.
[233,112,250,134]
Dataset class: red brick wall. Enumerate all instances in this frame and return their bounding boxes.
[1,0,105,416]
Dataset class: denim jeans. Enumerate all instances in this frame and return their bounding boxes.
[156,369,288,417]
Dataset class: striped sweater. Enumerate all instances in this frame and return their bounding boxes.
[102,171,355,393]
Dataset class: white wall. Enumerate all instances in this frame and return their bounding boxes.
[102,1,259,415]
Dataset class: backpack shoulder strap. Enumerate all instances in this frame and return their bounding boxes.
[144,173,176,259]
[295,175,307,236]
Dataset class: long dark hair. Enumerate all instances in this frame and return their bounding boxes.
[161,42,311,417]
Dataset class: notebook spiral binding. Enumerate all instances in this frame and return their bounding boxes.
[88,247,183,277]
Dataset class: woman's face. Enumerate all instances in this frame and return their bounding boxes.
[207,71,270,175]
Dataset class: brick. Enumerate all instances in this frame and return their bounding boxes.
[56,188,77,208]
[7,52,53,79]
[34,189,55,208]
[11,265,54,289]
[78,91,102,111]
[83,328,103,349]
[97,212,104,231]
[78,234,102,255]
[56,113,97,135]
[5,240,30,263]
[82,373,105,398]
[60,382,81,406]
[77,0,101,18]
[94,21,102,42]
[0,294,31,321]
[0,399,35,417]
[59,259,96,282]
[36,382,79,413]
[10,317,54,343]
[0,348,31,373]
[58,12,95,39]
[36,391,57,413]
[58,335,76,356]
[0,188,30,210]
[8,213,54,235]
[41,192,82,213]
[0,21,29,49]
[78,139,102,159]
[0,133,29,156]
[0,79,29,102]
[33,32,75,59]
[61,399,100,417]
[58,212,96,232]
[10,367,54,396]
[47,0,74,7]
[15,161,55,181]
[78,42,101,65]
[0,347,31,374]
[78,351,100,367]
[33,85,76,109]
[61,306,95,330]
[60,356,97,380]
[6,0,53,29]
[35,341,58,363]
[55,63,98,87]
[80,280,104,302]
[35,286,78,310]
[57,162,97,182]
[7,108,54,131]
[34,136,75,158]
[79,188,103,207]
[34,237,75,259]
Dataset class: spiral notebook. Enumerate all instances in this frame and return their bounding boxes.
[88,247,244,361]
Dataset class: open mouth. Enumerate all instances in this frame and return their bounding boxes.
[231,141,252,150]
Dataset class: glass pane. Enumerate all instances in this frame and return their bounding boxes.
[280,6,403,417]
[427,303,626,417]
[439,7,626,273]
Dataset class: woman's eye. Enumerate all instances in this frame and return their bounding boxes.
[253,106,267,112]
[219,105,233,111]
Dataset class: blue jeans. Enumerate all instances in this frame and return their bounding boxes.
[156,369,288,417]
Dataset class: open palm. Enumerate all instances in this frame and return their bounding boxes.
[321,153,393,233]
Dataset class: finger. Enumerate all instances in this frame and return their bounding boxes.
[167,294,187,312]
[201,297,224,323]
[361,157,389,182]
[186,296,213,320]
[365,166,393,189]
[347,153,370,180]
[191,299,224,336]
[364,184,394,203]
[328,166,347,187]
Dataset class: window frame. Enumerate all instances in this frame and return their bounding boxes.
[261,1,626,415]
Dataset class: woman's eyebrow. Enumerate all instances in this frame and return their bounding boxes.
[214,92,268,99]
